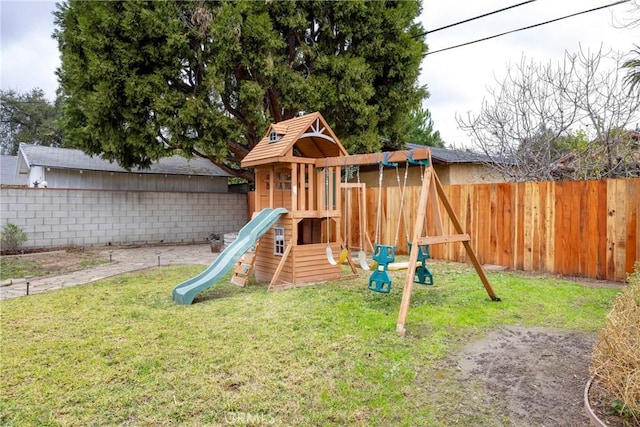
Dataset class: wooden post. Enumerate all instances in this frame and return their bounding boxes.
[291,163,298,212]
[433,173,500,302]
[397,167,432,336]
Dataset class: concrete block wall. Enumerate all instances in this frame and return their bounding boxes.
[0,188,248,249]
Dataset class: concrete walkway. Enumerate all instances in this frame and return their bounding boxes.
[0,244,216,301]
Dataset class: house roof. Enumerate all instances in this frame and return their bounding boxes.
[17,144,231,177]
[241,112,348,167]
[0,156,28,186]
[406,143,500,164]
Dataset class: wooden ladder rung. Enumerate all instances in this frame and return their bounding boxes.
[231,246,257,287]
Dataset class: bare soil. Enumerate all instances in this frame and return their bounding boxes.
[457,325,598,426]
[0,248,108,279]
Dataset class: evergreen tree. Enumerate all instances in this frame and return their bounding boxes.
[54,0,428,180]
[406,106,444,147]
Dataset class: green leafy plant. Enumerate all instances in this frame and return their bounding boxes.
[611,398,639,419]
[0,222,27,252]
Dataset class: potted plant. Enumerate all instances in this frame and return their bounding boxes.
[586,263,639,426]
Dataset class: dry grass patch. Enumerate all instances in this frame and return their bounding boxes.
[590,263,640,424]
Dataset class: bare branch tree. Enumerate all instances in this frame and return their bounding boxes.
[457,48,640,181]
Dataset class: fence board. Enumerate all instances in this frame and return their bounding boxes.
[341,177,638,282]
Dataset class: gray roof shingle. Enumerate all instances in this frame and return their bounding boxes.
[18,144,231,177]
[406,143,500,164]
[1,156,28,186]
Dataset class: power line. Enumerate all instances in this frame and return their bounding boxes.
[419,0,537,37]
[425,0,631,56]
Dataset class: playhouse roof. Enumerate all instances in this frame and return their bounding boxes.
[241,112,348,167]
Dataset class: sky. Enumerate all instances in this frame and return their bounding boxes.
[1,0,638,149]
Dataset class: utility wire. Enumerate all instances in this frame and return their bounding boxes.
[419,0,537,36]
[425,0,631,56]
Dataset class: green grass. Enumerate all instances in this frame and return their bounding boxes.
[0,262,621,426]
[0,257,40,280]
[0,252,108,281]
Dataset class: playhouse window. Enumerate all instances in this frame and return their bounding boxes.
[274,227,285,256]
[275,168,292,190]
[269,130,281,142]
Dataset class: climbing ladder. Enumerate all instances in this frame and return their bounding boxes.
[231,246,257,287]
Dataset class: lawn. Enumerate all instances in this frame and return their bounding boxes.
[0,261,620,426]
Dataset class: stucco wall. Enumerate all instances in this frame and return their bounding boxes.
[0,188,248,249]
[356,163,505,187]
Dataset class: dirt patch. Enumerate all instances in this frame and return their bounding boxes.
[457,325,595,426]
[0,248,108,280]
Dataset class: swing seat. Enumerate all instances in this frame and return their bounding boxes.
[368,244,395,293]
[358,250,371,270]
[414,264,434,286]
[373,244,396,264]
[368,266,392,293]
[326,246,338,265]
[338,249,349,265]
[408,243,434,286]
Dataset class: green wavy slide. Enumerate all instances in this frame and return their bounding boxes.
[172,208,288,305]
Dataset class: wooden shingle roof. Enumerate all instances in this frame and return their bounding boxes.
[241,112,347,167]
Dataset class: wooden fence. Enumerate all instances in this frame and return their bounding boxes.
[354,178,638,282]
[250,178,638,282]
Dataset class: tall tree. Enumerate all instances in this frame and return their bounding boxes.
[0,88,62,155]
[54,0,428,180]
[457,49,640,181]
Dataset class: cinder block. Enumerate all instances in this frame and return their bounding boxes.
[51,210,68,219]
[44,217,61,226]
[50,238,69,247]
[60,231,76,239]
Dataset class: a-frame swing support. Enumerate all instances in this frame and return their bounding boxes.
[396,162,501,336]
[319,148,500,335]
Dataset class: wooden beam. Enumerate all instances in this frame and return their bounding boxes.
[316,148,432,168]
[340,240,358,275]
[268,240,293,290]
[432,172,500,302]
[291,162,298,212]
[243,156,318,168]
[418,234,470,245]
[397,167,432,336]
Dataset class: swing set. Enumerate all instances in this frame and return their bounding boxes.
[321,148,501,335]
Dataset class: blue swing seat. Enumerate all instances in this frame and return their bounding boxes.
[408,242,434,286]
[368,244,396,293]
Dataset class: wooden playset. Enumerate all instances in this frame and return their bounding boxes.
[240,112,500,333]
